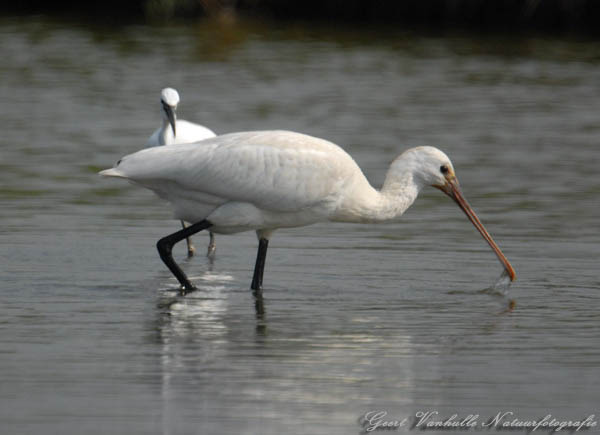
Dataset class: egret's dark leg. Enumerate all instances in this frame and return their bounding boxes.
[207,231,216,258]
[180,220,196,258]
[251,238,269,293]
[156,220,212,295]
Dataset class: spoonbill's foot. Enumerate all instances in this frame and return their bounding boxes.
[180,284,197,296]
[254,291,265,319]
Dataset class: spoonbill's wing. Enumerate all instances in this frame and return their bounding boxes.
[103,131,366,213]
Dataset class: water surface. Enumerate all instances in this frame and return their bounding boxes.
[1,17,599,434]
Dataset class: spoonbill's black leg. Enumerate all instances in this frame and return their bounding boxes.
[156,220,212,295]
[251,238,269,293]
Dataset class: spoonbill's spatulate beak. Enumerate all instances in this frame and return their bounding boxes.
[436,177,517,282]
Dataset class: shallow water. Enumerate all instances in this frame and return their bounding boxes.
[1,16,599,434]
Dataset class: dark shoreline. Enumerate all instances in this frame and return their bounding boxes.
[3,0,600,36]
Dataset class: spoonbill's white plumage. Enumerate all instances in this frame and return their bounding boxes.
[101,130,516,295]
[146,87,217,257]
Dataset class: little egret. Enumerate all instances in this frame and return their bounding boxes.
[146,87,217,257]
[101,130,516,295]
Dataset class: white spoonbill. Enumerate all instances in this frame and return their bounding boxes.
[100,130,516,295]
[146,87,217,257]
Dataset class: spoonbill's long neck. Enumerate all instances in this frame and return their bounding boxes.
[336,171,421,223]
[376,171,421,221]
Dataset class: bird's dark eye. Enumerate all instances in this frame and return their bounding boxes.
[440,165,449,174]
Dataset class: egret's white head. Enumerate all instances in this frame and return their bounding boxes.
[160,88,180,136]
[388,145,516,281]
[161,87,180,107]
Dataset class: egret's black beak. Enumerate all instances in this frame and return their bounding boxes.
[162,102,177,137]
[434,176,516,282]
